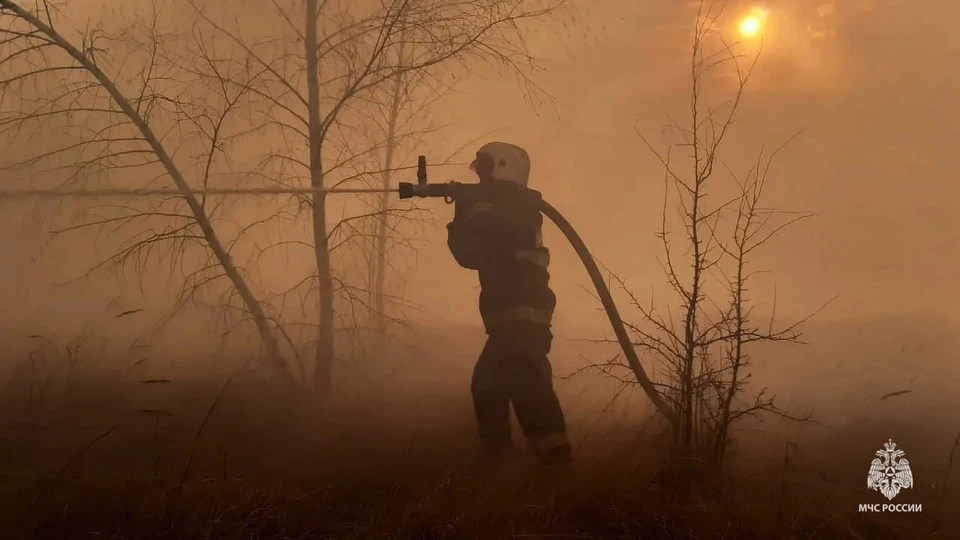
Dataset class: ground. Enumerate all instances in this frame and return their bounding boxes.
[0,319,957,539]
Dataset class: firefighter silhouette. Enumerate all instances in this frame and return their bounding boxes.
[446,142,572,466]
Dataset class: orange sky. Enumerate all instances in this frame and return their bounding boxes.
[1,0,959,336]
[402,0,960,328]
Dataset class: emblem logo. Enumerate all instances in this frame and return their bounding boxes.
[867,439,914,501]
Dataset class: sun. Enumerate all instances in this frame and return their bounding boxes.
[737,6,769,39]
[739,16,761,38]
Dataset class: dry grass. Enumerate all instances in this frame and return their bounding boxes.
[0,324,957,540]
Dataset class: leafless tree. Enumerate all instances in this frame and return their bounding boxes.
[631,0,751,449]
[581,0,825,458]
[705,142,819,461]
[1,0,563,395]
[184,0,563,394]
[366,32,433,359]
[0,0,298,385]
[362,71,485,360]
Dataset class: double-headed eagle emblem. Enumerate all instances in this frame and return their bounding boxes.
[867,439,914,500]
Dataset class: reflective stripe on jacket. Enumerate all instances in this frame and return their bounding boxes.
[446,181,556,332]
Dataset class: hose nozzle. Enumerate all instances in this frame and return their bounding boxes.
[398,155,459,199]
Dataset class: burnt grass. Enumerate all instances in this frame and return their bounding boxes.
[0,345,956,540]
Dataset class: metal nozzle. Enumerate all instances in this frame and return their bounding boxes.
[399,155,429,199]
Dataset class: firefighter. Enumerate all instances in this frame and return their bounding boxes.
[446,141,573,467]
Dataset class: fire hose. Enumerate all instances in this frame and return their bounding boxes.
[400,156,674,423]
[0,156,674,422]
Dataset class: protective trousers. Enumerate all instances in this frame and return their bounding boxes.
[471,322,572,465]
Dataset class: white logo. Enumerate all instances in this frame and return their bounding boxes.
[867,439,914,501]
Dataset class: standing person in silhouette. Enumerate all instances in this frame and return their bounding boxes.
[446,142,572,467]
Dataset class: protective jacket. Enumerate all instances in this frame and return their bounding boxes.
[446,180,556,332]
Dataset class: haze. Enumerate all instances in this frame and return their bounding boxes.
[5,1,956,331]
[1,0,958,537]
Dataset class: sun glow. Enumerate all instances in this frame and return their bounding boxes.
[738,7,769,39]
[739,17,761,37]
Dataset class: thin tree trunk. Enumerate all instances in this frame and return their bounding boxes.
[681,184,704,448]
[305,0,336,393]
[715,242,746,460]
[3,2,295,386]
[372,39,406,357]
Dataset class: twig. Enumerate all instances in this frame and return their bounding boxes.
[777,440,798,527]
[879,389,912,400]
[22,424,119,519]
[175,377,232,497]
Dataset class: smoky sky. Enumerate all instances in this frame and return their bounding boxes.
[406,0,960,327]
[1,0,958,335]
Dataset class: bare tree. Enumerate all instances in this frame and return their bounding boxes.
[0,0,561,395]
[0,1,298,385]
[185,0,561,394]
[581,0,823,458]
[706,142,818,461]
[371,26,410,350]
[632,0,752,448]
[364,66,473,359]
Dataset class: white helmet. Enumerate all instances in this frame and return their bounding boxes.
[469,141,531,186]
